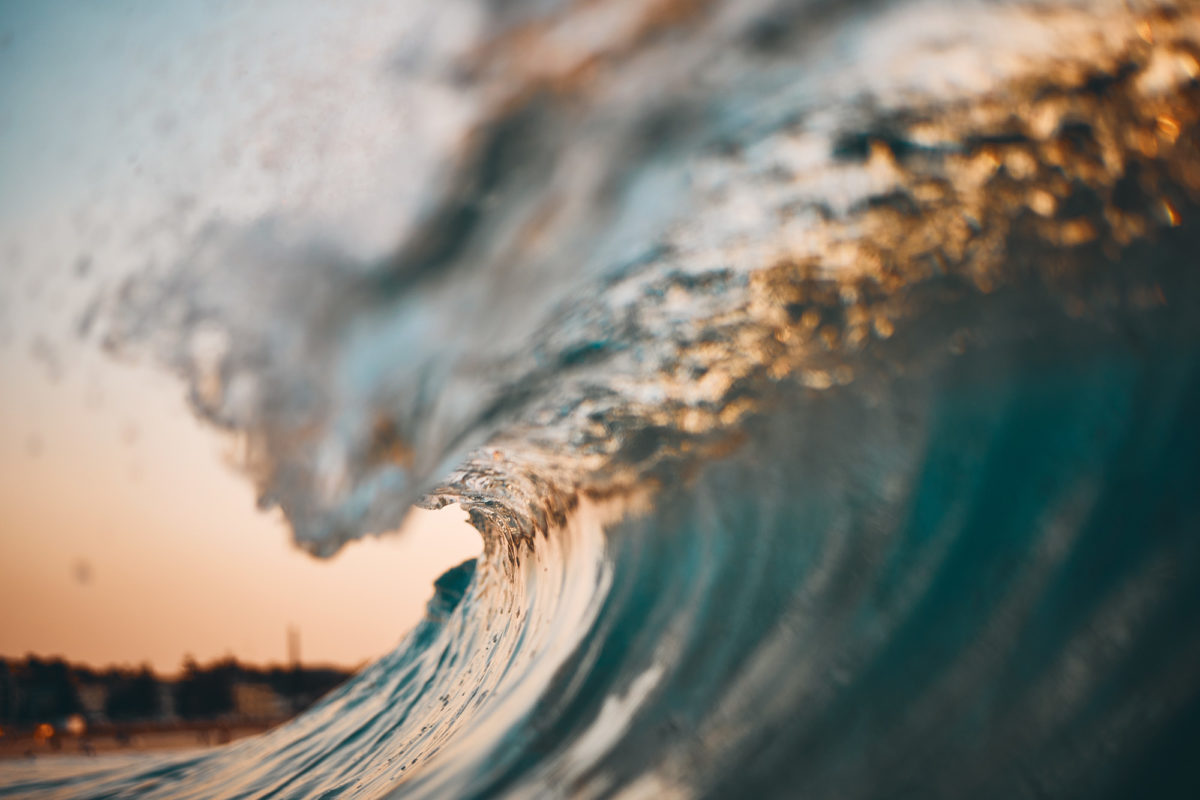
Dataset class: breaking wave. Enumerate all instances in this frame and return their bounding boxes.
[5,1,1200,797]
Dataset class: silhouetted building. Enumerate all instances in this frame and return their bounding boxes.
[0,655,350,729]
[232,681,287,719]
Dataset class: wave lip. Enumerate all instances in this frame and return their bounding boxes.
[103,0,1200,555]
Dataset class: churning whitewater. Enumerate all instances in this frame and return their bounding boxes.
[4,0,1200,797]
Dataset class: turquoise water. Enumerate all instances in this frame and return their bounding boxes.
[3,0,1200,797]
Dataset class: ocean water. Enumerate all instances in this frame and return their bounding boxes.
[4,0,1200,797]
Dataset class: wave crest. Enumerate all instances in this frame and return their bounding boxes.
[18,2,1200,798]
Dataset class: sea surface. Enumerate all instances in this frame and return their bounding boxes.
[3,0,1200,797]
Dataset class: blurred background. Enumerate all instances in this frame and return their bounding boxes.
[0,0,480,755]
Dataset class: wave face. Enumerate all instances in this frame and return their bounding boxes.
[6,1,1200,797]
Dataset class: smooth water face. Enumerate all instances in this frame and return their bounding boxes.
[4,0,1200,798]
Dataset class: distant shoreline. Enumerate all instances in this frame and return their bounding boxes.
[1,654,353,756]
[0,719,280,760]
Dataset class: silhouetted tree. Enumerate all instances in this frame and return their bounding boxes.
[14,657,82,723]
[0,660,15,723]
[175,657,234,719]
[104,666,161,721]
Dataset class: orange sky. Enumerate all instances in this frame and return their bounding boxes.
[0,354,481,674]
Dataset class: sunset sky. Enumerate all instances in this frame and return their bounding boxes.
[0,349,481,674]
[0,1,483,674]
